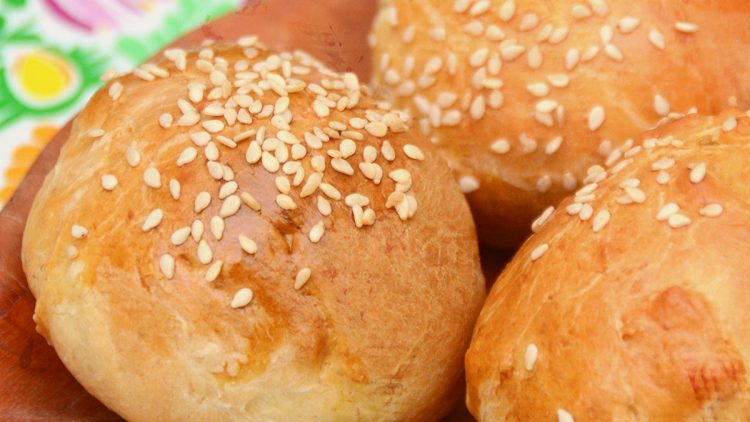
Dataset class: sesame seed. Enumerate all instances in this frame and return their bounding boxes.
[142,209,163,232]
[689,163,706,183]
[656,170,670,184]
[230,287,254,308]
[191,220,203,242]
[202,120,225,133]
[276,194,297,210]
[313,100,330,117]
[101,174,118,191]
[108,82,123,101]
[295,267,312,290]
[579,204,594,221]
[219,195,241,218]
[527,82,549,97]
[197,240,213,264]
[530,243,549,261]
[126,144,141,167]
[588,106,605,131]
[601,42,622,61]
[571,4,592,19]
[469,47,490,67]
[592,210,610,232]
[547,74,569,88]
[345,193,370,207]
[490,139,511,154]
[527,46,542,69]
[588,0,608,16]
[565,48,580,70]
[536,99,558,113]
[389,169,411,184]
[194,191,211,213]
[549,27,569,44]
[210,216,225,240]
[668,213,691,228]
[144,167,161,189]
[177,147,198,167]
[236,193,260,213]
[531,206,555,232]
[518,13,539,32]
[239,235,257,254]
[566,203,583,215]
[519,133,538,154]
[428,27,446,41]
[654,95,670,117]
[651,157,675,171]
[381,141,396,162]
[402,144,425,161]
[67,245,78,259]
[159,254,175,279]
[675,22,698,33]
[339,139,357,158]
[534,175,551,193]
[71,225,88,239]
[700,203,723,217]
[657,203,680,221]
[261,151,280,173]
[190,131,211,147]
[722,117,738,132]
[557,408,574,422]
[331,158,355,175]
[171,227,191,246]
[317,195,332,216]
[194,247,221,279]
[545,136,563,155]
[206,161,224,180]
[219,181,238,199]
[158,113,173,129]
[365,121,388,137]
[618,17,640,33]
[133,67,154,81]
[469,0,490,15]
[499,0,515,21]
[649,29,666,49]
[458,175,479,193]
[524,344,538,370]
[88,128,105,138]
[563,173,577,191]
[624,187,646,203]
[308,221,325,243]
[320,183,341,200]
[500,44,525,61]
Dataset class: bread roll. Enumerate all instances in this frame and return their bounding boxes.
[369,0,750,248]
[465,110,750,421]
[22,39,486,421]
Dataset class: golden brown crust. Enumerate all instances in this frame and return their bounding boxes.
[465,110,750,421]
[22,41,485,421]
[370,0,750,249]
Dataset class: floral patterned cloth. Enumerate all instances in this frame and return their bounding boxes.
[0,0,244,208]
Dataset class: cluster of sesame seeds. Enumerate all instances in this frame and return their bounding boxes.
[69,38,424,310]
[526,113,743,273]
[372,0,703,195]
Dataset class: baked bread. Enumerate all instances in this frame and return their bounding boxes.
[465,110,750,421]
[369,0,750,248]
[22,39,486,421]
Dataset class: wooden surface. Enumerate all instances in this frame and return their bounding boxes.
[0,1,376,419]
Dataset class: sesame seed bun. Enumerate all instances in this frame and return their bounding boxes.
[466,110,750,420]
[22,41,485,421]
[369,0,750,249]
